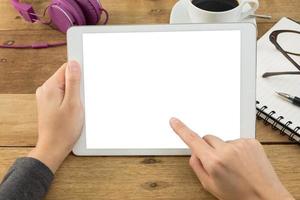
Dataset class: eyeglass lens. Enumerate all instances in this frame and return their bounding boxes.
[277,32,300,56]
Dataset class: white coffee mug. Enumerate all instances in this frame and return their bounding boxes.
[185,0,259,23]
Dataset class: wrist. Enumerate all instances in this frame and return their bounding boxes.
[263,194,295,200]
[257,186,294,200]
[27,143,70,173]
[270,192,295,200]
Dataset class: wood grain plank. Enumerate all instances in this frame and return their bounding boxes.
[257,22,276,38]
[0,145,299,200]
[0,30,66,94]
[257,0,300,22]
[1,0,300,31]
[0,95,37,146]
[0,94,294,146]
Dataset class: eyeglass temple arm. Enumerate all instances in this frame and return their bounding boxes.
[262,71,300,78]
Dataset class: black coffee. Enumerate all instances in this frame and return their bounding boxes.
[192,0,239,12]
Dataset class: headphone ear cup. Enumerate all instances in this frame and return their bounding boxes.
[48,3,76,33]
[62,0,86,25]
[49,0,86,33]
[75,0,101,25]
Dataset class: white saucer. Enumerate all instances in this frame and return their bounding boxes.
[170,0,256,25]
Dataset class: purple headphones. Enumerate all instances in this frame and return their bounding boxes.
[0,0,108,49]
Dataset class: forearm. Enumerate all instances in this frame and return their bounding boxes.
[0,157,54,200]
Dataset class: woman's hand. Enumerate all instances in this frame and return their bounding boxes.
[28,61,84,173]
[169,118,294,200]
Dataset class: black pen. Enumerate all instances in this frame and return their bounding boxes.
[276,92,300,107]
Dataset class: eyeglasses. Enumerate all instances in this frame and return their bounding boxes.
[262,30,300,78]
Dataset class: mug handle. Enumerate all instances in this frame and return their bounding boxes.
[240,0,259,20]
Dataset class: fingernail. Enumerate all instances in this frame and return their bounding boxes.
[170,117,180,124]
[68,61,80,72]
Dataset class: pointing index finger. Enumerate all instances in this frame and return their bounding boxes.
[169,117,214,154]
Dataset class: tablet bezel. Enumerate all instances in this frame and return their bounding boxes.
[67,23,257,156]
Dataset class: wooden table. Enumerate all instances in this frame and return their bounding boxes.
[0,0,299,199]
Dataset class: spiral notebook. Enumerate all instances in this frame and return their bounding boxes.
[256,17,300,143]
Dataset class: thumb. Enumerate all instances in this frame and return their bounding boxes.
[63,60,81,105]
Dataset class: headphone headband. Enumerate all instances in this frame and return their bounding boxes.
[0,41,66,49]
[5,0,109,49]
[11,0,38,23]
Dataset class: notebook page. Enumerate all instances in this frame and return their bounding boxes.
[257,17,300,130]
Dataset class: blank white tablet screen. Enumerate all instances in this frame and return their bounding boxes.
[82,30,241,149]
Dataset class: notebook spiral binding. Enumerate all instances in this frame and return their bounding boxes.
[256,101,300,144]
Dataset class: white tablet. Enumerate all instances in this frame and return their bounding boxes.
[67,23,257,156]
